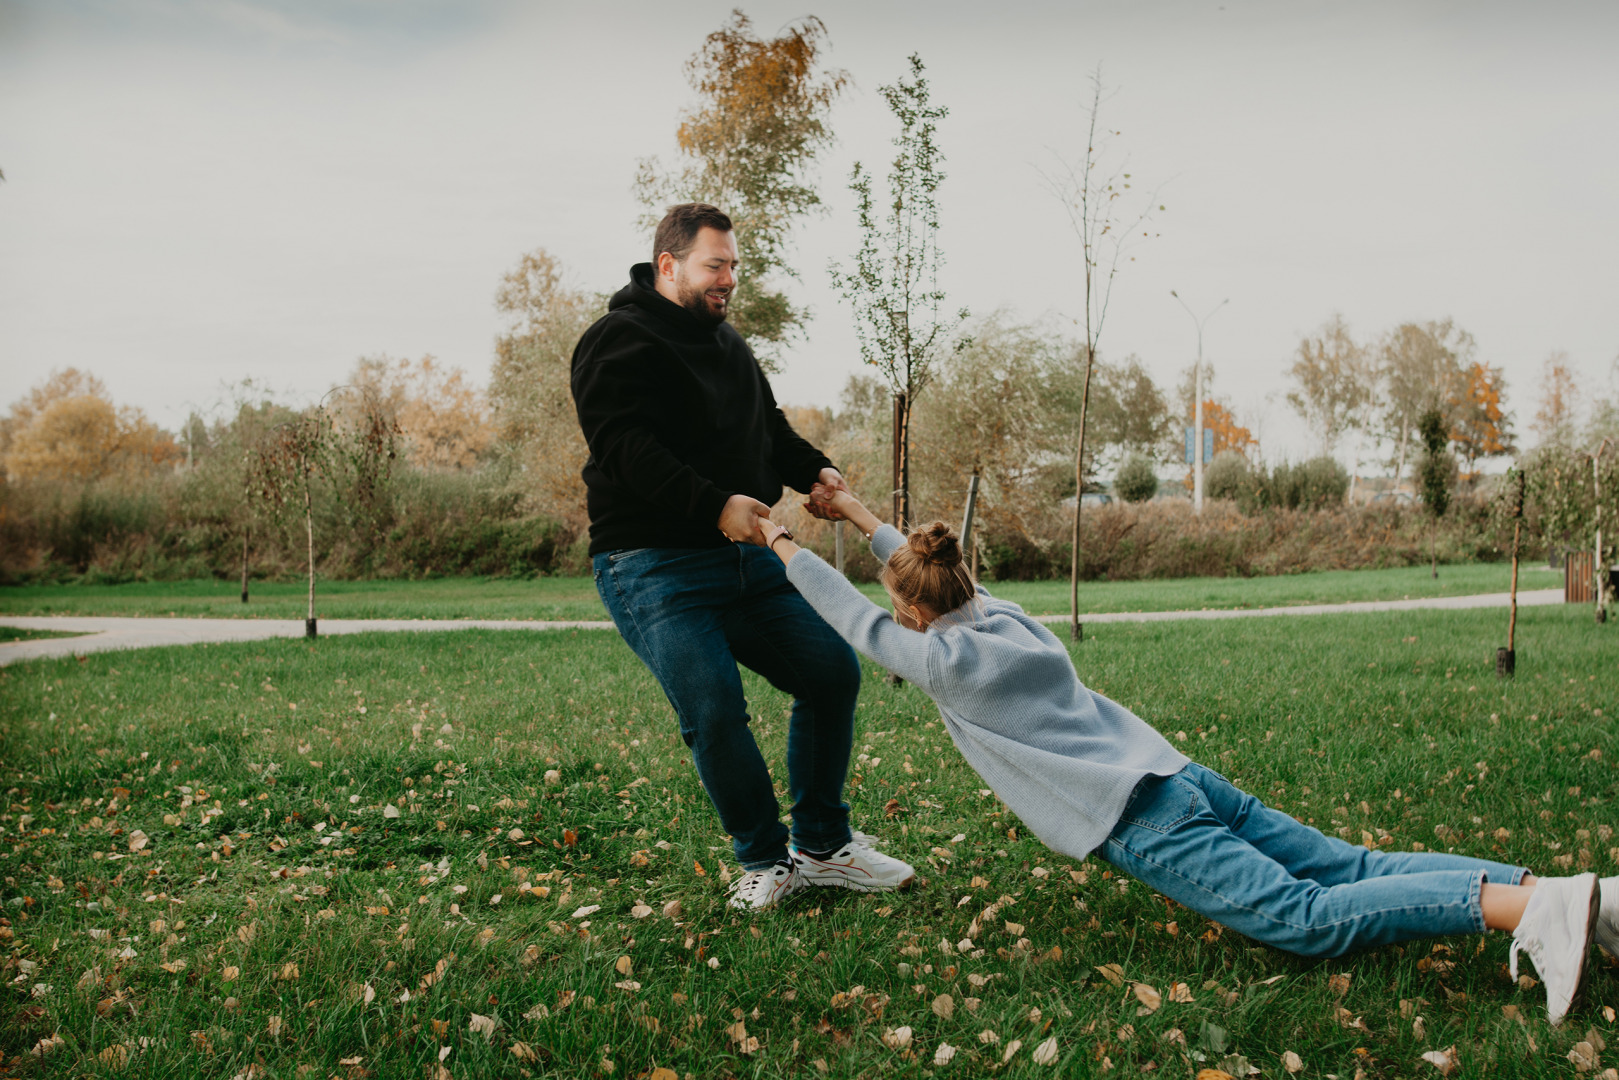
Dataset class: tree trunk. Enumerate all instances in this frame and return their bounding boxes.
[240,528,250,604]
[304,459,317,639]
[890,391,911,531]
[1069,349,1096,642]
[1430,519,1437,579]
[1394,426,1410,490]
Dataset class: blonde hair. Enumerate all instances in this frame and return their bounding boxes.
[881,521,977,617]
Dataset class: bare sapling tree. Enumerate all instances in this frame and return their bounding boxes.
[830,53,967,531]
[1041,67,1162,641]
[253,406,333,638]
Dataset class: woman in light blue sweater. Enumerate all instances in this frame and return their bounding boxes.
[757,487,1607,1026]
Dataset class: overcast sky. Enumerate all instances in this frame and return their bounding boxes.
[3,0,1617,466]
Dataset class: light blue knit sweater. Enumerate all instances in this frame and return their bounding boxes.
[786,525,1189,860]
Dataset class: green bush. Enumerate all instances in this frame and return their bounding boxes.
[1114,454,1159,503]
[1204,451,1251,502]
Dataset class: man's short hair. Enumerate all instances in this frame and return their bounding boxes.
[653,203,733,266]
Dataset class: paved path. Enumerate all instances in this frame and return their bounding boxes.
[0,588,1565,667]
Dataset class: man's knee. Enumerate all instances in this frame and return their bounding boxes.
[820,640,862,704]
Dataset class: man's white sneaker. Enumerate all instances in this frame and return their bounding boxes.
[725,860,802,911]
[792,831,915,892]
[1510,872,1599,1027]
[1596,876,1619,957]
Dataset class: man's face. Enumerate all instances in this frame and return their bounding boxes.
[658,227,739,325]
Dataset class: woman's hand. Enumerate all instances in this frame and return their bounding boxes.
[805,485,882,540]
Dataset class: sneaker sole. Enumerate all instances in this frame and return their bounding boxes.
[796,868,916,893]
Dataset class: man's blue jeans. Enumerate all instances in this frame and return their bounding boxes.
[594,544,860,870]
[1102,762,1530,957]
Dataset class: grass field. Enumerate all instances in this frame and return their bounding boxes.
[0,561,1559,622]
[0,626,86,643]
[1,603,1614,1078]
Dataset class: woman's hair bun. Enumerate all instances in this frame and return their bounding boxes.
[907,521,962,567]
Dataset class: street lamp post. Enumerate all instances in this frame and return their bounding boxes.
[1170,291,1229,513]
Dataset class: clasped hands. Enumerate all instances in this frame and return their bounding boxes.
[716,467,852,546]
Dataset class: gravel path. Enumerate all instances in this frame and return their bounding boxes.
[0,588,1565,667]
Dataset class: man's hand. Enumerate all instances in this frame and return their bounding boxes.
[817,467,851,497]
[717,494,774,545]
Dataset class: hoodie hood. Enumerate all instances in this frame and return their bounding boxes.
[610,262,722,338]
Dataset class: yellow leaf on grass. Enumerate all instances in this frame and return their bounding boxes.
[614,955,633,976]
[1282,1050,1304,1073]
[931,994,955,1020]
[278,963,299,981]
[1133,983,1162,1012]
[1095,964,1126,986]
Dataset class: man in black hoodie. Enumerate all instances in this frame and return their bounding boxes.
[572,204,914,910]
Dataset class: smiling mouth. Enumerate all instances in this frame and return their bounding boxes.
[707,290,729,304]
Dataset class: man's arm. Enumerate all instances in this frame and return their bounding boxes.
[757,367,835,492]
[571,323,734,526]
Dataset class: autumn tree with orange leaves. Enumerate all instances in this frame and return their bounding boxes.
[1446,360,1514,480]
[635,10,848,370]
[0,368,178,483]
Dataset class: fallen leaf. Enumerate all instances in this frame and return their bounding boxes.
[1133,983,1162,1012]
[383,805,400,819]
[469,1013,497,1040]
[1095,963,1126,987]
[662,899,683,919]
[1568,1042,1599,1072]
[1002,1038,1024,1063]
[571,905,600,919]
[1282,1050,1304,1074]
[1328,972,1352,997]
[221,966,240,982]
[1032,1036,1059,1066]
[934,1042,957,1066]
[278,963,299,981]
[127,830,149,852]
[614,980,642,992]
[883,1026,913,1049]
[1168,982,1194,1003]
[1195,1071,1236,1080]
[932,993,955,1020]
[1420,1046,1459,1076]
[614,955,633,976]
[630,903,654,919]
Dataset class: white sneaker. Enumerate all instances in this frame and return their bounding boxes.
[1596,876,1619,957]
[725,860,802,911]
[1510,872,1599,1026]
[791,831,915,892]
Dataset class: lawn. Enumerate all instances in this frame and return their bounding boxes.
[1,604,1614,1078]
[0,561,1559,622]
[0,626,86,643]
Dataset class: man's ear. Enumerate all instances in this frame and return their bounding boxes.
[656,251,677,280]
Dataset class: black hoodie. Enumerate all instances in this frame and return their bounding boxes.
[570,263,834,556]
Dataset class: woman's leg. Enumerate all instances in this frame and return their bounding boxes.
[1179,762,1532,889]
[1102,768,1495,958]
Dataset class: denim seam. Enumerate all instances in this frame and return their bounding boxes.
[1105,835,1484,934]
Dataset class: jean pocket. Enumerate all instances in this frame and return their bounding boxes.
[1117,772,1199,834]
[608,548,652,563]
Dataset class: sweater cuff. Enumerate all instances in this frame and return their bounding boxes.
[701,486,736,532]
[871,524,905,563]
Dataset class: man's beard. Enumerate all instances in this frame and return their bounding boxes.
[675,269,730,326]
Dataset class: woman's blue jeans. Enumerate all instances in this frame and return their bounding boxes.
[1101,762,1530,958]
[594,544,860,870]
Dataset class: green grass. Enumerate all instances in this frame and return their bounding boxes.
[0,561,1559,622]
[1,607,1614,1078]
[0,626,86,643]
